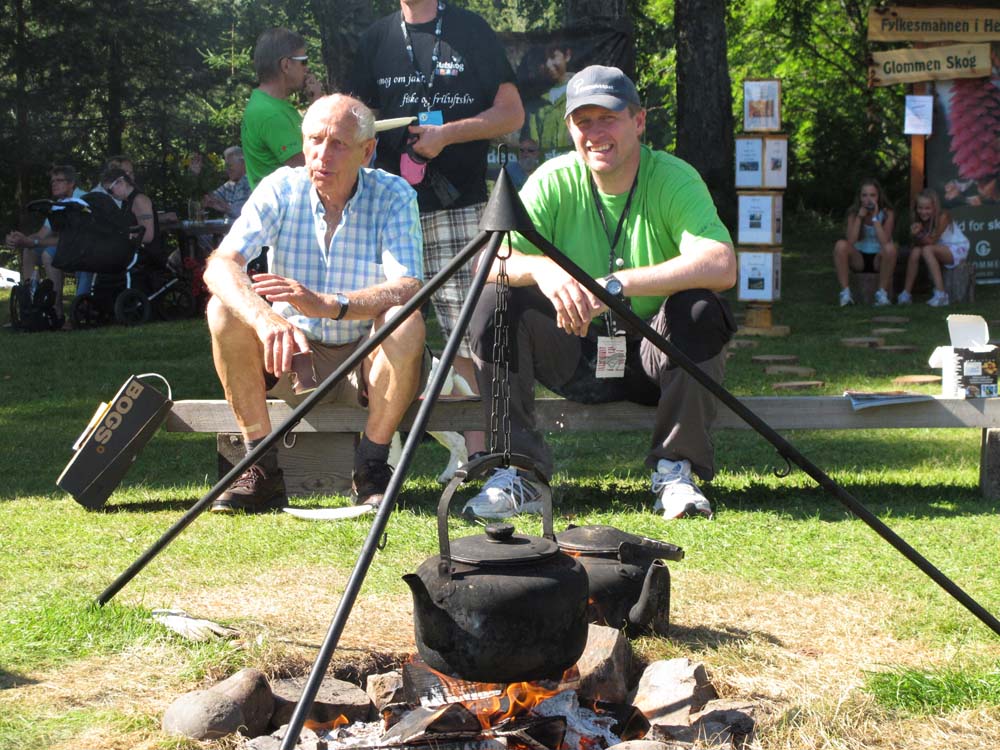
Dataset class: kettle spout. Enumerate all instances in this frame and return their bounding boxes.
[403,573,453,652]
[627,559,671,632]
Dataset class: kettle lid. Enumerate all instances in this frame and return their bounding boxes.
[449,523,559,565]
[557,524,684,561]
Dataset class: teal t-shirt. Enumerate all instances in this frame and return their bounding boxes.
[513,145,732,319]
[241,89,303,189]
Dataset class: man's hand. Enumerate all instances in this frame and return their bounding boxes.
[202,194,229,214]
[532,261,603,337]
[251,273,333,319]
[407,124,449,160]
[252,307,312,378]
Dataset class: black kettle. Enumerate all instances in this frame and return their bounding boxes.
[403,454,590,683]
[556,524,684,633]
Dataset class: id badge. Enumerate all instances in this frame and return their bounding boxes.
[419,110,444,126]
[595,336,627,379]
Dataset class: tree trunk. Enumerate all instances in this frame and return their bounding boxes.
[311,0,373,93]
[14,0,29,226]
[674,0,735,231]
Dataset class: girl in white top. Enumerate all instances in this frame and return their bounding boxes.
[899,188,969,307]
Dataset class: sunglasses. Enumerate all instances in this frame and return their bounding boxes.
[287,55,308,64]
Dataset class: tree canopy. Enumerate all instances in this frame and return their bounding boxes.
[1,0,910,231]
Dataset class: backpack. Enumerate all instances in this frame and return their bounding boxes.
[50,192,136,274]
[10,279,59,332]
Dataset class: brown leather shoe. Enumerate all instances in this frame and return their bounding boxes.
[211,465,288,514]
[351,460,393,508]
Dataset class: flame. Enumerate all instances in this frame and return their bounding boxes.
[304,714,349,732]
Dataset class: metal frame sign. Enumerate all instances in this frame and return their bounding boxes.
[869,7,1000,42]
[869,43,992,86]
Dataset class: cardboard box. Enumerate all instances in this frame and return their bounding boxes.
[738,192,783,245]
[738,249,782,301]
[928,315,999,398]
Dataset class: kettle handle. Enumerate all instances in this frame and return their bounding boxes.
[436,452,554,578]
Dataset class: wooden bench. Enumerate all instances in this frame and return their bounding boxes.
[164,396,1000,499]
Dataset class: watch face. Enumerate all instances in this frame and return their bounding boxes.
[606,278,623,297]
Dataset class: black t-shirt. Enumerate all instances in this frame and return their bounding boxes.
[348,5,516,212]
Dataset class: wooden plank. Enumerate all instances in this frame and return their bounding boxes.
[166,396,1000,434]
[869,43,991,86]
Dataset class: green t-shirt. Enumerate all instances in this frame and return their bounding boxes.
[241,89,303,188]
[513,145,732,319]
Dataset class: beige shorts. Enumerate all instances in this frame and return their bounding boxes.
[266,336,431,409]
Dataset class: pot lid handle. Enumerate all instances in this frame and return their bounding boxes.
[436,452,555,578]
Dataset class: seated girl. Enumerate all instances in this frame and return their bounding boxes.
[898,188,969,307]
[833,178,897,307]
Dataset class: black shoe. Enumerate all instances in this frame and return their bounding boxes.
[211,465,288,514]
[351,460,393,508]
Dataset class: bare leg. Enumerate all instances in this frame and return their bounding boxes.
[924,244,953,292]
[363,307,426,444]
[877,242,897,292]
[206,296,271,441]
[833,239,854,289]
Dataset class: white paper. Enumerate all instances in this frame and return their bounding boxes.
[735,137,763,188]
[282,506,375,521]
[763,137,788,189]
[904,95,933,135]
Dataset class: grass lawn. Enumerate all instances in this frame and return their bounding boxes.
[1,211,1000,749]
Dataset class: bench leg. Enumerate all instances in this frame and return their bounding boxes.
[217,432,355,496]
[981,428,1000,500]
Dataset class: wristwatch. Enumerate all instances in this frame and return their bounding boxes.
[333,293,349,320]
[603,275,626,303]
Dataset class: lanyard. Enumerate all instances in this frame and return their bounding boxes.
[589,171,638,274]
[399,1,446,103]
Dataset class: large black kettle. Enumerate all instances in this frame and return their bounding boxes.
[557,524,684,633]
[403,454,589,683]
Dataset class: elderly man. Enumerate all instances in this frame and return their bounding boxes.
[241,28,310,188]
[466,66,737,521]
[6,165,86,318]
[204,94,426,513]
[203,146,251,220]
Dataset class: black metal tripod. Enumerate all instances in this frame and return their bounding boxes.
[98,164,1000,750]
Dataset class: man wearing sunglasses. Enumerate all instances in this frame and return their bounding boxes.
[242,28,309,188]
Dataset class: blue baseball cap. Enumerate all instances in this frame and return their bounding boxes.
[565,65,641,118]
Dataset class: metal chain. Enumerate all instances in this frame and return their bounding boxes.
[489,233,513,464]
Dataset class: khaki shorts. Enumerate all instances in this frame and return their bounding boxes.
[266,336,431,409]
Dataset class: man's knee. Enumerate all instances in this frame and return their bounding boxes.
[379,307,426,361]
[662,290,735,362]
[207,295,244,337]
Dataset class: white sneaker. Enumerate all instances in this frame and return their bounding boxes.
[838,288,854,307]
[873,288,891,306]
[462,467,551,519]
[927,290,950,307]
[897,290,912,305]
[652,459,713,519]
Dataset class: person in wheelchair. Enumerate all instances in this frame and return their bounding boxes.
[101,168,163,260]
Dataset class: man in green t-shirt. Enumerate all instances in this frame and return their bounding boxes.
[241,28,309,188]
[466,66,738,521]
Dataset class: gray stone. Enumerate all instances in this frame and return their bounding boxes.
[630,659,717,741]
[162,689,245,740]
[271,676,372,728]
[210,667,275,737]
[365,669,404,712]
[690,698,756,749]
[575,624,631,704]
[244,735,282,750]
[607,741,691,750]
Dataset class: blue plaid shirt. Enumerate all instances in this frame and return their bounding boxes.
[219,166,423,345]
[212,175,252,219]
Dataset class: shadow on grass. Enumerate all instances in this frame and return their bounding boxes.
[0,668,39,690]
[665,622,785,651]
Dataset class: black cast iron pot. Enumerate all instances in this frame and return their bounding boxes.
[557,524,684,633]
[403,453,589,683]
